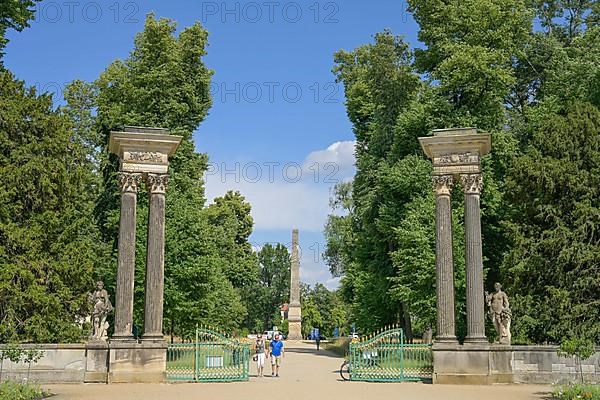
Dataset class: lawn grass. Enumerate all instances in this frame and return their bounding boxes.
[0,380,48,400]
[324,338,351,357]
[552,383,600,399]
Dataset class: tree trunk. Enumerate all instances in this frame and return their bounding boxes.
[170,318,174,344]
[401,302,413,343]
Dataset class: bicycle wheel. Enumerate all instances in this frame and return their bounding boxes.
[340,360,351,381]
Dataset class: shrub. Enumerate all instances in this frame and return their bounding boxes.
[0,380,48,400]
[553,384,600,400]
[324,337,351,357]
[557,338,596,383]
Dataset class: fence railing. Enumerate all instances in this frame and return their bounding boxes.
[167,327,250,382]
[349,327,433,382]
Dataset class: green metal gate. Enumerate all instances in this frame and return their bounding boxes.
[167,327,250,382]
[349,327,432,382]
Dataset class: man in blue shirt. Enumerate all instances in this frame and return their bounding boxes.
[269,333,285,377]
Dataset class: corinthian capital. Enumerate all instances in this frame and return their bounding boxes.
[118,172,143,193]
[146,173,169,194]
[460,174,483,194]
[432,175,454,196]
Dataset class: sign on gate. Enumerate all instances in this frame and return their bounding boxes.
[167,327,250,382]
[349,327,433,382]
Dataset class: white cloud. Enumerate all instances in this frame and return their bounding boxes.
[204,141,356,232]
[302,140,356,175]
[205,178,330,231]
[204,141,352,288]
[324,277,341,290]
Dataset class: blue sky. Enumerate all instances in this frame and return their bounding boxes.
[5,0,420,288]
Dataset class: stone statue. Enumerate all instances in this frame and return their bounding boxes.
[485,282,511,344]
[422,326,433,344]
[89,281,113,341]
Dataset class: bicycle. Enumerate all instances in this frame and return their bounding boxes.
[339,359,351,381]
[340,349,380,381]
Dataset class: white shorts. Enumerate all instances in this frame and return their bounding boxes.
[256,353,265,368]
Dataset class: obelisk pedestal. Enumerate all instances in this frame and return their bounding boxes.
[287,228,302,340]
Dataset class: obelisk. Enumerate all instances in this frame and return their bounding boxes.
[287,228,302,340]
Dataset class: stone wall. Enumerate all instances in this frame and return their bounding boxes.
[508,346,600,384]
[0,343,97,383]
[0,342,165,384]
[433,343,600,384]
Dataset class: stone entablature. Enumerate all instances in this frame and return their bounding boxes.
[419,127,491,176]
[109,127,181,174]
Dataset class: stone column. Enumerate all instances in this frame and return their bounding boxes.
[461,173,487,343]
[113,172,142,340]
[433,175,457,342]
[287,228,302,340]
[142,173,168,340]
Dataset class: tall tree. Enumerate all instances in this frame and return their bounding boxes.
[503,102,600,344]
[0,0,40,62]
[0,71,105,342]
[68,14,249,336]
[300,283,349,337]
[326,0,599,345]
[252,243,291,332]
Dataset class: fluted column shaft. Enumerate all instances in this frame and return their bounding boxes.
[143,173,168,340]
[433,175,457,342]
[461,174,487,343]
[113,172,142,340]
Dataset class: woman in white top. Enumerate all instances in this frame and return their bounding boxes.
[254,333,267,377]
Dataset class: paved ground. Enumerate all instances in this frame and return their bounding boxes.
[45,341,553,400]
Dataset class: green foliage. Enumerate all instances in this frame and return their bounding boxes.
[0,380,46,400]
[324,337,351,357]
[0,345,44,383]
[557,338,596,384]
[246,243,290,332]
[504,103,600,344]
[0,0,40,61]
[553,383,600,400]
[558,338,596,361]
[300,283,349,337]
[326,0,599,345]
[70,14,258,338]
[409,0,532,128]
[0,70,105,343]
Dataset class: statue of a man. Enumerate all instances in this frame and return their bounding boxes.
[485,283,511,344]
[89,281,113,341]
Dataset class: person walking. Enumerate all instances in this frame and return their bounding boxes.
[316,333,321,351]
[254,333,267,377]
[269,333,284,377]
